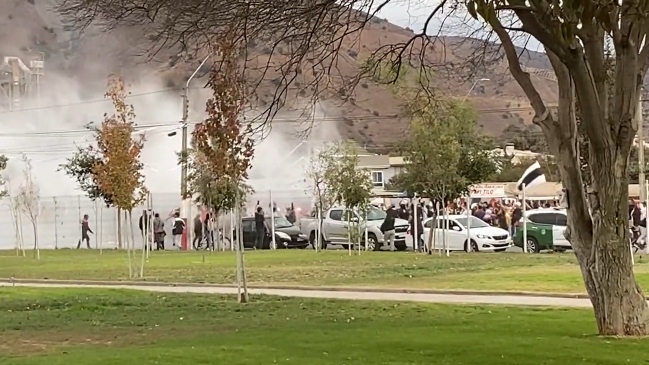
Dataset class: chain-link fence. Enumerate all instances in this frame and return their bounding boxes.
[0,189,321,251]
[1,193,204,250]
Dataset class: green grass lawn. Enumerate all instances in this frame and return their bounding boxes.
[2,249,649,294]
[0,288,646,365]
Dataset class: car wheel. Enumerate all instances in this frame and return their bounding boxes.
[464,239,479,252]
[526,237,540,253]
[395,245,407,251]
[363,233,380,251]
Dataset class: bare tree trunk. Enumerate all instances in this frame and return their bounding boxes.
[128,210,137,277]
[124,210,132,278]
[17,209,25,257]
[32,220,39,260]
[140,216,147,278]
[235,207,248,303]
[117,208,123,249]
[239,208,249,302]
[10,203,20,256]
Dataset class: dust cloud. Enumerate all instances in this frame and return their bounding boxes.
[0,1,344,201]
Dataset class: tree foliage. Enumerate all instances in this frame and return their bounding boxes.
[94,77,148,211]
[322,141,373,212]
[393,100,499,199]
[56,0,649,336]
[463,0,649,336]
[307,145,337,213]
[498,124,548,153]
[187,37,255,213]
[60,145,114,207]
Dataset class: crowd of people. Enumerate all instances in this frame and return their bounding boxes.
[371,198,565,251]
[78,196,649,252]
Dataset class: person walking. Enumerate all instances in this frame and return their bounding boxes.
[172,211,185,249]
[254,206,266,249]
[192,214,204,250]
[380,205,397,251]
[153,213,165,250]
[76,214,93,249]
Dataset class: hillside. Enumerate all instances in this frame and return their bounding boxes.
[0,0,558,151]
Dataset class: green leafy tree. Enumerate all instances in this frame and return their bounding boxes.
[94,77,148,278]
[186,36,254,302]
[60,145,114,207]
[393,101,499,252]
[392,101,499,198]
[320,142,373,254]
[58,0,649,335]
[307,145,339,251]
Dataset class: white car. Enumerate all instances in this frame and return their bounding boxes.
[422,215,513,252]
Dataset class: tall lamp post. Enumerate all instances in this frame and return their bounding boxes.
[461,78,490,104]
[173,55,211,250]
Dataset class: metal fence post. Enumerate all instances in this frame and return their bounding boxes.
[99,203,103,253]
[53,197,59,249]
[77,195,82,248]
[94,199,99,249]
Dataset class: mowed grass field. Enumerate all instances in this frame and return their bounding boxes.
[1,287,647,365]
[2,249,649,294]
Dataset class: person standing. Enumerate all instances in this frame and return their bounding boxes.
[153,213,165,250]
[77,214,93,249]
[204,212,215,250]
[380,206,397,251]
[172,211,185,249]
[254,206,266,249]
[192,214,204,249]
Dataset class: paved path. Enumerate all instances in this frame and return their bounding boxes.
[0,282,596,308]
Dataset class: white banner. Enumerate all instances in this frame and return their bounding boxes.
[470,183,506,198]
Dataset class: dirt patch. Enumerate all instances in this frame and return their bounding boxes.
[0,326,204,356]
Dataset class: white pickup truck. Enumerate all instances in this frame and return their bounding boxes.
[299,206,410,251]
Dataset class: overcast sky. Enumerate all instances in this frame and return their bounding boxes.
[374,1,545,53]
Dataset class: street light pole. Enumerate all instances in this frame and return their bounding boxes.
[461,78,490,104]
[180,55,211,249]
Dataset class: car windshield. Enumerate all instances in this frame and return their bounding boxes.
[366,207,387,221]
[265,216,293,228]
[456,217,490,228]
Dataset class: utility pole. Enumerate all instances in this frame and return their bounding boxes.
[180,55,211,250]
[639,96,645,201]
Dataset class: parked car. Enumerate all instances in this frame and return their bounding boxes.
[422,215,512,252]
[240,215,309,249]
[513,209,569,253]
[301,206,410,251]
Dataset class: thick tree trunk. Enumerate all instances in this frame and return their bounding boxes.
[578,233,648,335]
[580,149,648,335]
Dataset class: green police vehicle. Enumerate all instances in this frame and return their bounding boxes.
[513,208,570,253]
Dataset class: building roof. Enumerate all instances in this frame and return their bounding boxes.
[358,155,390,168]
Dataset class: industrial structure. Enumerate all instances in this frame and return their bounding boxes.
[0,54,44,110]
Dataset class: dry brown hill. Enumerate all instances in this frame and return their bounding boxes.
[0,0,558,151]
